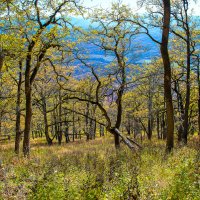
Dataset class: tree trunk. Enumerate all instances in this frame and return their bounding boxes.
[42,96,52,145]
[171,0,191,145]
[100,124,104,137]
[147,80,153,140]
[126,125,131,135]
[114,63,125,148]
[72,104,76,141]
[173,80,184,142]
[64,120,70,143]
[147,118,153,140]
[85,101,90,141]
[58,91,63,145]
[161,0,174,153]
[23,85,32,157]
[157,112,160,139]
[182,32,191,145]
[197,57,200,137]
[15,61,22,154]
[108,128,142,151]
[161,112,165,139]
[114,133,120,149]
[0,52,4,75]
[23,44,33,157]
[0,113,2,137]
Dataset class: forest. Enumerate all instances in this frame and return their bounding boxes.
[0,0,200,199]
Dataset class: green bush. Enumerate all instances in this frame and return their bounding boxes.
[160,153,200,200]
[1,139,199,200]
[28,172,66,200]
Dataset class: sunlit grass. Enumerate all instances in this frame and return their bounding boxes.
[0,137,199,200]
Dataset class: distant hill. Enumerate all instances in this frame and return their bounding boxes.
[70,17,161,73]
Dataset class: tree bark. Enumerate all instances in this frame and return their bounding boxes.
[182,7,191,144]
[147,79,153,140]
[171,0,191,144]
[23,85,32,157]
[173,80,184,141]
[0,112,2,137]
[161,112,167,140]
[42,96,52,145]
[161,0,174,152]
[114,57,125,148]
[23,44,33,157]
[108,128,142,151]
[147,118,153,140]
[58,91,62,145]
[0,52,4,75]
[197,57,200,137]
[157,112,160,139]
[15,61,22,154]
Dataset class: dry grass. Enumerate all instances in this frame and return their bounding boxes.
[0,136,199,200]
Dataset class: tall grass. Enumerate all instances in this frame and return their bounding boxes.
[0,137,199,199]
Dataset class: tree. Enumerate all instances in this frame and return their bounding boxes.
[126,0,174,152]
[14,60,23,154]
[4,0,82,156]
[60,3,143,150]
[170,0,196,144]
[161,0,174,152]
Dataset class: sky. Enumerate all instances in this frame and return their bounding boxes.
[83,0,200,15]
[83,0,144,13]
[83,0,138,8]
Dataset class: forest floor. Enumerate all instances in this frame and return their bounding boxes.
[0,136,199,200]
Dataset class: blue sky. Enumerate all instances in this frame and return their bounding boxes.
[83,0,200,15]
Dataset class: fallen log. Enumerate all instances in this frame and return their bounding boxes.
[114,128,142,151]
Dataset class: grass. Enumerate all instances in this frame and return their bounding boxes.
[0,136,199,200]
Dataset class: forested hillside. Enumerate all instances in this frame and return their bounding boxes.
[0,0,199,199]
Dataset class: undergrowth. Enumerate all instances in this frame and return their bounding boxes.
[0,138,199,199]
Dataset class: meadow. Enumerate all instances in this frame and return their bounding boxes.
[0,136,199,200]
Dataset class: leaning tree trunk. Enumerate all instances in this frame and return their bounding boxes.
[15,61,22,154]
[108,128,142,151]
[161,0,174,153]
